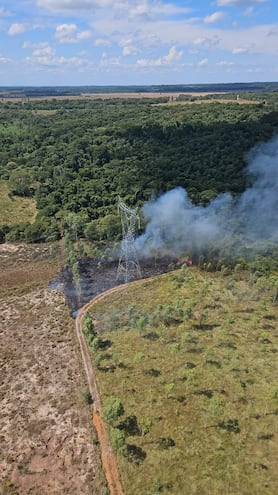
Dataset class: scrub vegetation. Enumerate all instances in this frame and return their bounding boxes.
[88,266,278,495]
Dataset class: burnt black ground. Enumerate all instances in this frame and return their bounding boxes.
[58,256,178,313]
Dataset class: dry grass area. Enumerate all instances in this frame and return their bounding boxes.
[0,91,226,103]
[0,243,107,495]
[89,268,278,495]
[0,182,37,225]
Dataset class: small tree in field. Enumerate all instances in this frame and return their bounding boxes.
[104,396,124,426]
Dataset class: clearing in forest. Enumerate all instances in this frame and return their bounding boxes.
[0,181,37,225]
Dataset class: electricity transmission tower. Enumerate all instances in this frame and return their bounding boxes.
[117,196,142,282]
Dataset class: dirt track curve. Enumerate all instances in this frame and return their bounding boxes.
[76,279,151,495]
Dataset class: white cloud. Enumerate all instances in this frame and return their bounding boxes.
[137,46,182,67]
[164,46,183,63]
[216,0,266,6]
[232,47,249,54]
[93,14,278,58]
[94,38,111,46]
[193,36,220,48]
[77,30,92,41]
[23,40,90,70]
[216,60,235,65]
[32,44,55,58]
[99,53,121,67]
[119,37,138,56]
[204,12,225,24]
[26,48,90,70]
[128,1,192,20]
[8,23,28,36]
[0,56,12,63]
[122,45,138,56]
[37,0,192,19]
[22,41,49,50]
[37,0,111,12]
[55,24,91,43]
[198,58,209,66]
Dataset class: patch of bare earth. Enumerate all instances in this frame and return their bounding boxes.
[0,244,107,495]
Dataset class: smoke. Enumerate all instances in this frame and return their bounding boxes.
[135,136,278,258]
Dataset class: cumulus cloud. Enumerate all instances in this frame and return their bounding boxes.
[204,11,225,23]
[193,36,220,48]
[99,53,121,67]
[137,46,182,67]
[94,38,111,46]
[128,1,192,20]
[122,44,138,56]
[32,44,55,58]
[8,23,28,35]
[216,0,266,6]
[55,24,91,43]
[25,42,90,70]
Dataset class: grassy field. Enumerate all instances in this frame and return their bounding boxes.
[0,181,37,225]
[89,267,278,495]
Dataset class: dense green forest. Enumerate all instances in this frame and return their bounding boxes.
[0,91,278,244]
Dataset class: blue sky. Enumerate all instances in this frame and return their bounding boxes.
[1,0,277,86]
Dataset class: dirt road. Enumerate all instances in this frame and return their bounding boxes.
[75,285,128,495]
[75,278,158,495]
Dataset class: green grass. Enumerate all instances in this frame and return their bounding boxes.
[89,267,278,495]
[0,181,37,225]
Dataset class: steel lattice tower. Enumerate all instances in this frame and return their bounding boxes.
[117,197,142,282]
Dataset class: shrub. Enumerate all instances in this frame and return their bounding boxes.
[104,396,124,426]
[82,389,93,405]
[110,427,127,455]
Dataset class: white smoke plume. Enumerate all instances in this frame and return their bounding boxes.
[135,136,278,258]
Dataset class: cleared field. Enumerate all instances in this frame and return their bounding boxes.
[0,243,107,495]
[89,267,278,495]
[0,91,226,102]
[0,181,37,225]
